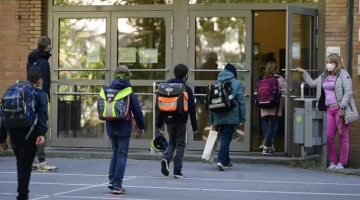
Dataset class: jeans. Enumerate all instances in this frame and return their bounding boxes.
[261,117,278,141]
[217,125,236,165]
[109,135,130,188]
[36,140,46,163]
[327,106,351,165]
[9,131,38,200]
[163,123,186,171]
[263,116,280,147]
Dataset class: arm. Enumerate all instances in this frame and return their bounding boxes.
[156,112,164,129]
[130,93,145,130]
[302,71,321,88]
[187,87,198,131]
[0,119,7,144]
[340,71,352,108]
[236,81,246,123]
[36,92,49,137]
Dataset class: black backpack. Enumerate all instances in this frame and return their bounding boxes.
[205,79,236,113]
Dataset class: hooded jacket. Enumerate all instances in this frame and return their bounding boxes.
[27,48,51,102]
[156,78,198,132]
[209,69,246,125]
[105,80,145,137]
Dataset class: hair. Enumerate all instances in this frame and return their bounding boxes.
[205,52,218,62]
[37,36,51,50]
[266,53,276,63]
[263,60,277,78]
[174,63,188,79]
[114,65,131,80]
[27,67,43,84]
[326,53,345,75]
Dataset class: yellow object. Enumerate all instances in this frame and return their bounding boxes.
[99,87,132,118]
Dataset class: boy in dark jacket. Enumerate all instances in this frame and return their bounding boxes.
[0,67,48,200]
[157,63,198,179]
[106,65,145,194]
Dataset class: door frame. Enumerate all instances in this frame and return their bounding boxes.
[186,10,253,152]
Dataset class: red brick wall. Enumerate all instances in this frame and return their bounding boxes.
[0,0,46,94]
[326,0,360,167]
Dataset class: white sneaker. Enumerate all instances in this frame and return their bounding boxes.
[328,163,336,169]
[335,163,344,169]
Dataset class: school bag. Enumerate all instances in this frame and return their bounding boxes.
[155,83,188,114]
[254,76,280,109]
[97,86,132,121]
[204,79,236,113]
[1,80,38,133]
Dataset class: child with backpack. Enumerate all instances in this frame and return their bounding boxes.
[254,60,285,155]
[97,65,145,194]
[156,63,198,178]
[0,67,48,200]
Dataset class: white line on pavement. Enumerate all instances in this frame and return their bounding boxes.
[0,181,94,186]
[56,195,155,200]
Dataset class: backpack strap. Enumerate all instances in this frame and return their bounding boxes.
[25,88,39,140]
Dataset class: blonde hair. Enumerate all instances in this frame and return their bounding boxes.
[326,53,345,75]
[263,61,277,78]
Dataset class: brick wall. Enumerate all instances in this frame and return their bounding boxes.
[0,0,46,94]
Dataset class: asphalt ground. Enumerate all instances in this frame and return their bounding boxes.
[1,157,360,200]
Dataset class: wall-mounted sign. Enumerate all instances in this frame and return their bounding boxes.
[326,47,340,56]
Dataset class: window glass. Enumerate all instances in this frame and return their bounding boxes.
[54,0,173,6]
[189,0,317,4]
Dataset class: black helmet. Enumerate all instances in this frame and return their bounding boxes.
[151,135,168,152]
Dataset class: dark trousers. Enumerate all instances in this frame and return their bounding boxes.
[36,140,46,163]
[163,123,186,172]
[218,125,236,165]
[9,131,38,200]
[109,135,130,188]
[263,116,280,147]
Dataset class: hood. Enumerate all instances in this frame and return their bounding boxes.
[167,78,186,84]
[28,48,52,63]
[110,80,132,90]
[217,69,235,81]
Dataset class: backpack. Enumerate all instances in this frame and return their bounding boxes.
[97,86,132,121]
[205,79,236,113]
[1,80,38,131]
[155,83,188,114]
[254,76,281,109]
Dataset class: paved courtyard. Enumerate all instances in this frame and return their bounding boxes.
[0,157,360,200]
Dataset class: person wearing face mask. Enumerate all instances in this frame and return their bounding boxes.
[295,53,359,169]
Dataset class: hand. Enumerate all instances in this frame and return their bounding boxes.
[138,129,144,136]
[295,67,305,73]
[339,109,345,118]
[193,130,198,134]
[0,143,8,151]
[210,125,217,130]
[36,136,45,146]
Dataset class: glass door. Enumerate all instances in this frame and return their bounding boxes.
[51,12,111,148]
[187,10,252,151]
[111,11,173,149]
[284,6,318,156]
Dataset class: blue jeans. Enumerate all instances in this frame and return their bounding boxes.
[109,135,130,188]
[261,117,278,141]
[217,125,236,165]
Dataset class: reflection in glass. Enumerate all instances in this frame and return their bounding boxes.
[195,17,246,81]
[58,18,106,80]
[189,0,317,4]
[54,0,173,6]
[57,90,104,138]
[194,87,244,142]
[117,17,167,80]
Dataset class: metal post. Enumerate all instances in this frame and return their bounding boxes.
[151,81,158,154]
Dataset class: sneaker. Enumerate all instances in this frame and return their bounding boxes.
[174,170,184,179]
[328,163,337,169]
[335,163,344,170]
[217,163,225,171]
[113,187,126,194]
[258,140,265,149]
[160,159,169,176]
[32,161,39,170]
[224,163,234,169]
[108,182,114,190]
[262,147,273,155]
[37,162,59,172]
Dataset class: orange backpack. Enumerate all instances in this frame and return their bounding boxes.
[154,83,189,114]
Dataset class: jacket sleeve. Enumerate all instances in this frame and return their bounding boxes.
[130,93,145,130]
[38,60,51,102]
[187,87,198,131]
[236,81,246,123]
[302,71,321,88]
[156,112,164,129]
[340,70,352,108]
[36,92,49,137]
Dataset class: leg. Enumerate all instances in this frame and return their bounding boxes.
[258,117,266,149]
[173,124,186,178]
[272,119,279,141]
[108,135,118,188]
[337,115,351,166]
[113,136,130,194]
[37,141,46,163]
[161,123,177,176]
[326,107,338,166]
[263,116,278,155]
[217,125,235,171]
[36,139,58,172]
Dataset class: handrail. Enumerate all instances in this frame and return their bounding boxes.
[193,94,250,97]
[301,83,308,99]
[54,69,109,71]
[53,92,153,96]
[152,81,158,153]
[190,69,250,72]
[282,69,319,72]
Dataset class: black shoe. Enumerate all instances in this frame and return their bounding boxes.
[262,147,273,155]
[161,159,169,176]
[108,181,114,190]
[113,187,126,194]
[174,170,184,179]
[224,163,234,169]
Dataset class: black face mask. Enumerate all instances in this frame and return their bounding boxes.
[184,74,188,82]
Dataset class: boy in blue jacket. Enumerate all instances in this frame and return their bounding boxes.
[0,67,48,200]
[156,63,198,179]
[209,63,246,171]
[106,65,145,194]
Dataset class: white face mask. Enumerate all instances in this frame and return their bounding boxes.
[326,63,335,72]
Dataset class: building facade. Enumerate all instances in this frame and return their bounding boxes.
[0,0,359,167]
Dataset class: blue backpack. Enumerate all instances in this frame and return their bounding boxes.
[1,80,38,138]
